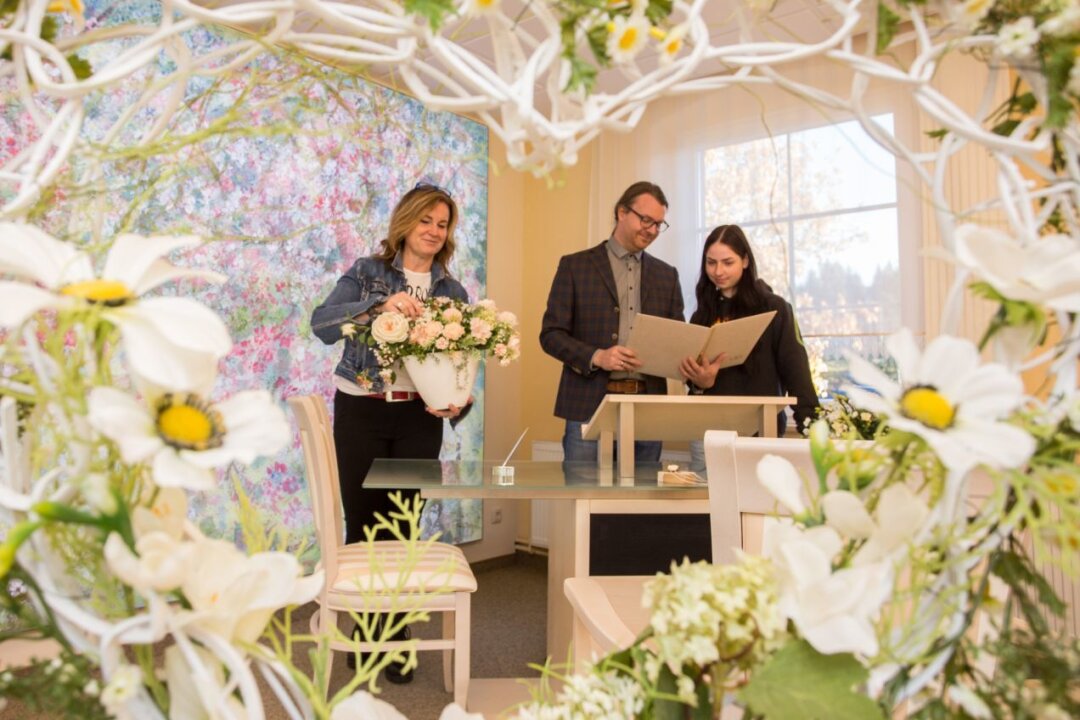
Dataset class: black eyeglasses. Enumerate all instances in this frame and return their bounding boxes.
[413,181,453,198]
[623,205,670,233]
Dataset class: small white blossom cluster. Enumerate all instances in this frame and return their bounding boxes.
[642,556,784,683]
[367,296,521,367]
[513,670,646,720]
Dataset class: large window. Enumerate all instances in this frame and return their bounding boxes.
[700,115,904,395]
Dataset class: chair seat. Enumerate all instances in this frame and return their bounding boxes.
[328,540,478,595]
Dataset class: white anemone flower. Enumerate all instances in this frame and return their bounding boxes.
[951,224,1080,312]
[0,223,230,392]
[179,538,323,644]
[607,14,650,64]
[844,328,1034,474]
[88,387,290,491]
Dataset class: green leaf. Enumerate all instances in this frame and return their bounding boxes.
[645,0,673,25]
[875,2,900,55]
[586,23,610,67]
[403,0,455,31]
[739,640,885,720]
[564,55,597,94]
[652,663,689,720]
[925,128,948,140]
[992,548,1065,631]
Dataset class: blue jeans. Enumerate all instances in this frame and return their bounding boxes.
[562,420,662,463]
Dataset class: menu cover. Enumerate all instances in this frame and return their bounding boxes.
[627,311,776,380]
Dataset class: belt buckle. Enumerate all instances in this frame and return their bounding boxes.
[625,382,642,394]
[385,390,408,402]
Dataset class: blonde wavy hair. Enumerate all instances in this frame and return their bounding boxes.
[374,184,459,269]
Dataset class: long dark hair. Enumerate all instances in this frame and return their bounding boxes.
[691,225,769,325]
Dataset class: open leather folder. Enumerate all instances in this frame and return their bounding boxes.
[626,310,776,380]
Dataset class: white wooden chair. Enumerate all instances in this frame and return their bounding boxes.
[564,430,815,671]
[288,395,477,704]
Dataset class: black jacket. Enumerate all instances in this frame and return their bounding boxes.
[691,290,819,433]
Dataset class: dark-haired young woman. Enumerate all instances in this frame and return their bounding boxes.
[679,225,820,469]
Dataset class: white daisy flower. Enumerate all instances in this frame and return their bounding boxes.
[459,0,500,15]
[0,223,230,392]
[607,14,650,64]
[87,387,290,491]
[947,0,995,30]
[843,328,1034,473]
[996,17,1040,59]
[653,24,688,66]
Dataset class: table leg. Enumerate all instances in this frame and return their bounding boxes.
[761,404,778,438]
[598,430,613,470]
[617,404,634,479]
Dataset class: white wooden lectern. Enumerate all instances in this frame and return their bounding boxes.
[581,394,796,478]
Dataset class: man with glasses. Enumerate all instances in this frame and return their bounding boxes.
[540,180,683,465]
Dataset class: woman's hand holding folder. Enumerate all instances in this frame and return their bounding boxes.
[679,351,726,390]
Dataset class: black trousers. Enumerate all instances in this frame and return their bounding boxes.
[333,390,443,544]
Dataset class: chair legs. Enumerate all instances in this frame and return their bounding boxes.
[442,606,454,693]
[453,592,471,707]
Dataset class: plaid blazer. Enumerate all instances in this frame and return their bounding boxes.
[539,241,684,421]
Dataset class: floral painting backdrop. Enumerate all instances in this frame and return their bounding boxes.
[0,0,489,549]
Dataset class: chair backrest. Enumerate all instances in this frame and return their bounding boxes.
[288,395,343,574]
[704,430,817,564]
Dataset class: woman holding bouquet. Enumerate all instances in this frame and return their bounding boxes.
[680,225,819,470]
[311,182,470,546]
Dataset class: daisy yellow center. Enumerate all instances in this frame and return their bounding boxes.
[155,394,224,451]
[60,279,134,305]
[619,27,639,51]
[666,37,682,54]
[900,386,955,430]
[476,0,496,7]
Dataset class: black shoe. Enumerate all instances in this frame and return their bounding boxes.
[383,626,414,684]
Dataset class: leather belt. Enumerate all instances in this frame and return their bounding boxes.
[605,379,647,394]
[365,391,420,402]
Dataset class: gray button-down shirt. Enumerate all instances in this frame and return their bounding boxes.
[606,237,643,380]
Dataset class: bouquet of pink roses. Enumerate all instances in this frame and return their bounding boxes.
[359,296,521,367]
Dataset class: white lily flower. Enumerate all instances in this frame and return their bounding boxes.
[104,531,190,593]
[331,691,409,720]
[607,14,650,64]
[164,644,248,720]
[852,484,929,566]
[951,224,1080,312]
[821,490,875,538]
[88,387,289,491]
[179,538,323,644]
[132,487,188,540]
[0,223,230,391]
[844,328,1034,474]
[757,454,808,515]
[763,521,892,657]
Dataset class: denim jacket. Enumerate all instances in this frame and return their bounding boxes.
[311,252,470,393]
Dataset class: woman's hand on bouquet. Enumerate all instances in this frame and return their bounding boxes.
[426,396,473,418]
[377,291,423,318]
